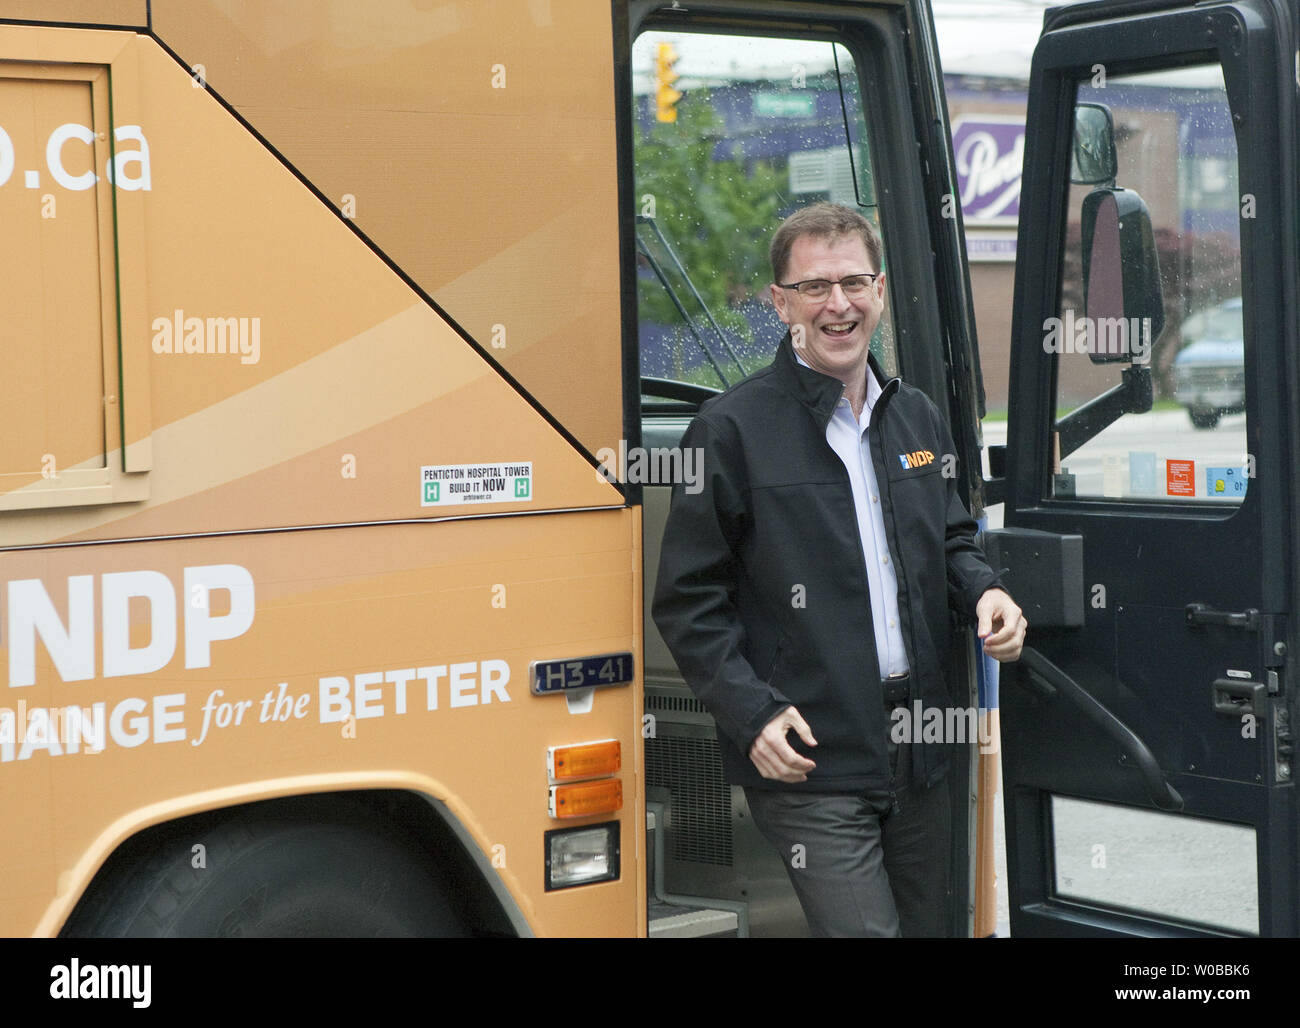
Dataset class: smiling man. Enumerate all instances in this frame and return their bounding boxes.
[652,202,1025,937]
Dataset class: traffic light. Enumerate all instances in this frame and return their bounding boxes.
[655,42,682,123]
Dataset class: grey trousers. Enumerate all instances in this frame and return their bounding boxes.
[743,733,952,938]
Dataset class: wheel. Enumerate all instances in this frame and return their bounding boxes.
[61,797,470,937]
[1188,406,1220,429]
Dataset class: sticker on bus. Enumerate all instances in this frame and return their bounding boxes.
[1166,459,1195,497]
[420,462,533,506]
[1206,466,1248,497]
[1129,451,1158,494]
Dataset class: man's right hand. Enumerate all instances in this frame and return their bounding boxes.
[748,706,818,783]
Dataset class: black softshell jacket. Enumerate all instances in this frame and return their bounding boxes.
[652,334,1003,792]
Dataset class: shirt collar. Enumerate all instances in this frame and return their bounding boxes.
[794,350,882,416]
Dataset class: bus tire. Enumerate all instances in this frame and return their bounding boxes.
[62,797,471,937]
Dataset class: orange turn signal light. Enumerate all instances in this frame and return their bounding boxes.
[548,740,622,781]
[549,778,623,819]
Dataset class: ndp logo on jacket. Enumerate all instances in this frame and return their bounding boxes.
[898,449,935,470]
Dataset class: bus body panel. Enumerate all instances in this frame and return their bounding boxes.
[0,10,641,937]
[0,26,621,546]
[0,0,146,27]
[1,509,643,936]
[150,0,626,463]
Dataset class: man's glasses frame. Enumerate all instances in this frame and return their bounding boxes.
[777,273,880,300]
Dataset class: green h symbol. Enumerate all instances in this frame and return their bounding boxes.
[424,481,440,503]
[514,477,530,498]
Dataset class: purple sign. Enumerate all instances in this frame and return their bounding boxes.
[951,115,1024,226]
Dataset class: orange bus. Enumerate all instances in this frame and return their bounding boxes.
[2,0,655,937]
[14,0,1273,941]
[0,0,1003,939]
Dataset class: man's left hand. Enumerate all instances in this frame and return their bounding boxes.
[976,588,1026,662]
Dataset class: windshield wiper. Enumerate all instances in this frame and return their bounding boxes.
[636,215,746,387]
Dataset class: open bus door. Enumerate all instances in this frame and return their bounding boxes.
[627,0,993,936]
[994,0,1299,936]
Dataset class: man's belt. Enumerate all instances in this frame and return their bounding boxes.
[882,670,911,706]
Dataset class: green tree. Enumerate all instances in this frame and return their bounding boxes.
[635,91,784,379]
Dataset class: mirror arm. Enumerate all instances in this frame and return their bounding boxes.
[1056,365,1152,460]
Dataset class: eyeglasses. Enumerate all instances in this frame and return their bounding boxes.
[777,273,880,301]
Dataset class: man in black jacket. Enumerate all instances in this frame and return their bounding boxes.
[651,203,1025,937]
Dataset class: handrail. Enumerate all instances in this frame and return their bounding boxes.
[1016,646,1184,812]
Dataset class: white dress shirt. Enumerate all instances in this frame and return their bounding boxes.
[797,354,910,678]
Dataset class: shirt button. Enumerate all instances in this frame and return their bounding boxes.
[889,619,897,628]
[881,556,890,565]
[871,495,879,503]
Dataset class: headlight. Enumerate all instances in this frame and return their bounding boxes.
[545,822,620,890]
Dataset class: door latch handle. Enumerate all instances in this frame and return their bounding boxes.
[1185,603,1259,630]
[1212,678,1265,716]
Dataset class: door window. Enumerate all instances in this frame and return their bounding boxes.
[1049,65,1247,504]
[631,31,895,403]
[1051,795,1258,935]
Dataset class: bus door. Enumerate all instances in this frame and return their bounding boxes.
[993,0,1298,936]
[627,0,989,936]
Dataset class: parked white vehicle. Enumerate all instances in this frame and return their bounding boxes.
[1172,297,1244,429]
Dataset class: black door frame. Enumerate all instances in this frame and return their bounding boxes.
[1001,0,1299,937]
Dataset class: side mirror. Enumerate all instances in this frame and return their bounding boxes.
[1080,187,1164,364]
[1070,103,1117,185]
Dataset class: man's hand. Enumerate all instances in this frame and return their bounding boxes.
[748,706,818,783]
[976,588,1027,662]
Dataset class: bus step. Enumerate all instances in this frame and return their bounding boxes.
[649,900,739,938]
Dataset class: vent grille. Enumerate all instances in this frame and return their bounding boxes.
[646,733,733,867]
[646,692,707,714]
